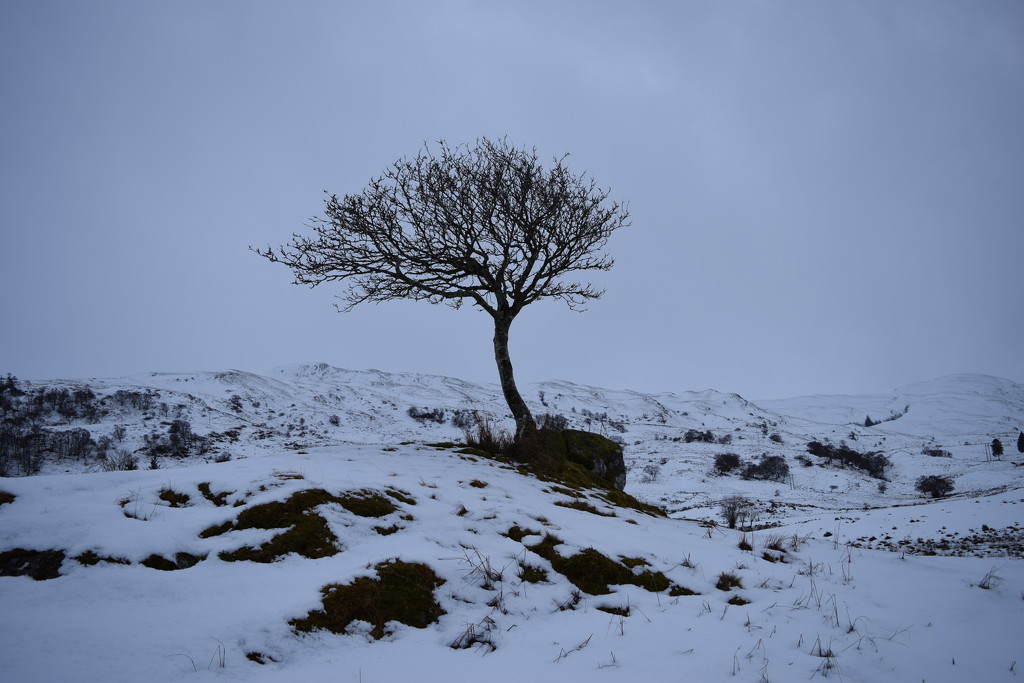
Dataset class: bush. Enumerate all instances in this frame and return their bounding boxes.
[714,452,742,474]
[720,495,754,530]
[915,475,954,499]
[449,409,477,430]
[806,441,889,479]
[101,449,138,471]
[537,412,569,431]
[407,406,445,424]
[742,455,789,482]
[462,416,512,455]
[639,463,660,484]
[684,429,716,444]
[991,438,1004,458]
[921,447,952,458]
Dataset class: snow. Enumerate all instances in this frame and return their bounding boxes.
[1,366,1022,681]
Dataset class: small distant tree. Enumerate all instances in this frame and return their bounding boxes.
[991,438,1004,458]
[1017,430,1024,454]
[714,452,742,474]
[721,495,754,530]
[253,137,629,439]
[915,474,954,499]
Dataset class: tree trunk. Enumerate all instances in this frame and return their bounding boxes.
[492,316,536,439]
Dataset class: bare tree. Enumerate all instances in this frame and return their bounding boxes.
[253,137,629,438]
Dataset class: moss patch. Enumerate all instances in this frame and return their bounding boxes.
[518,562,549,583]
[527,538,671,596]
[290,559,446,639]
[619,556,650,569]
[245,651,278,665]
[140,552,206,571]
[336,490,398,518]
[554,499,615,516]
[210,488,347,562]
[74,550,130,566]
[385,487,416,506]
[200,521,234,538]
[505,524,541,543]
[211,487,402,563]
[220,514,339,563]
[0,490,15,506]
[158,488,191,508]
[0,548,65,580]
[197,482,233,507]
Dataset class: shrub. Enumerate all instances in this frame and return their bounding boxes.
[991,438,1004,457]
[806,441,889,479]
[720,495,753,530]
[449,409,477,430]
[537,412,569,431]
[714,452,742,474]
[639,463,660,483]
[101,449,138,471]
[915,475,954,499]
[742,455,789,482]
[922,447,952,458]
[462,416,512,455]
[684,429,716,443]
[407,406,445,424]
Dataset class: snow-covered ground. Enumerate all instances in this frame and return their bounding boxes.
[1,365,1022,681]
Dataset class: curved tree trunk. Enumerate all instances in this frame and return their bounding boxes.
[492,316,536,439]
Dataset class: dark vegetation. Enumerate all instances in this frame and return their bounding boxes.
[1,375,213,475]
[806,441,890,479]
[525,534,671,595]
[0,548,66,580]
[720,495,755,530]
[205,487,402,563]
[864,406,908,427]
[290,559,446,639]
[714,452,789,482]
[741,455,790,482]
[140,552,206,571]
[714,452,741,474]
[254,137,629,439]
[454,417,664,517]
[916,475,955,499]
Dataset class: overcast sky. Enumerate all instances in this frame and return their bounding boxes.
[2,1,1022,400]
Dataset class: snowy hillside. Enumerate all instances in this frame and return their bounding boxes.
[1,365,1022,681]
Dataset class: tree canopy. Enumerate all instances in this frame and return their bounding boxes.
[254,137,629,437]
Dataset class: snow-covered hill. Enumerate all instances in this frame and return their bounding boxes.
[1,365,1022,681]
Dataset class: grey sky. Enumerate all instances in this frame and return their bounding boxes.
[2,1,1021,399]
